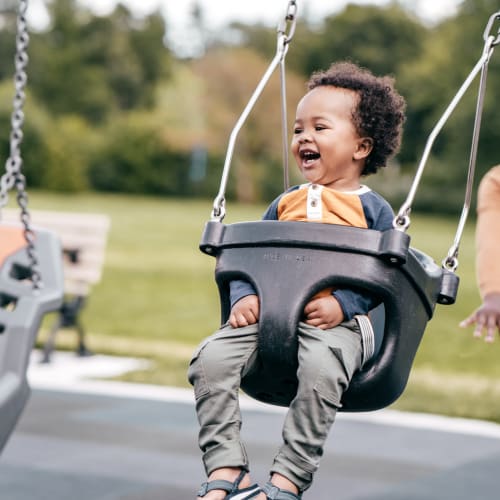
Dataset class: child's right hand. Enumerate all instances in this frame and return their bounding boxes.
[229,294,260,328]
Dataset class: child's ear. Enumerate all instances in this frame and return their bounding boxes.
[354,137,374,160]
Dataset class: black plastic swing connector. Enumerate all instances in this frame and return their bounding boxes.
[437,269,459,305]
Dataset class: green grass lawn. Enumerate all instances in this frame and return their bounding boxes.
[13,191,500,422]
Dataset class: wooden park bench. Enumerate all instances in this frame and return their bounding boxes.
[2,209,111,362]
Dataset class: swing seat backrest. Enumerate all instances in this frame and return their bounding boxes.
[0,224,64,452]
[200,220,458,412]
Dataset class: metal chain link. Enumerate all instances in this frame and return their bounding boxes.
[0,0,42,289]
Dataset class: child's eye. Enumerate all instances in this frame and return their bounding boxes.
[293,128,302,134]
[315,125,326,131]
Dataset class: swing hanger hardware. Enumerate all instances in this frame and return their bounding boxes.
[483,11,500,46]
[210,1,298,221]
[277,0,298,47]
[443,253,459,273]
[394,11,499,272]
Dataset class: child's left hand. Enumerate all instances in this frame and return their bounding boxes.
[303,295,344,330]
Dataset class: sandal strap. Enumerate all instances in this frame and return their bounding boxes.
[197,470,247,497]
[262,482,301,500]
[226,484,262,499]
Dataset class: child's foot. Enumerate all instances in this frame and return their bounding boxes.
[256,473,301,499]
[197,467,260,499]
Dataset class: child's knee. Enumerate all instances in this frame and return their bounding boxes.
[188,338,223,384]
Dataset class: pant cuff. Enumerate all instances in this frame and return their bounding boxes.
[271,450,315,492]
[203,440,249,476]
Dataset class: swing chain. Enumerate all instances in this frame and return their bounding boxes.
[0,0,42,289]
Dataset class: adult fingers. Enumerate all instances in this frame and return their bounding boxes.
[485,315,497,343]
[472,313,486,339]
[459,313,477,328]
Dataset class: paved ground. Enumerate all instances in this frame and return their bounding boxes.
[1,351,500,500]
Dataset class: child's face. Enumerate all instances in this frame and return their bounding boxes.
[291,86,372,190]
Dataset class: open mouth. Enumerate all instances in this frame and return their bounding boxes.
[300,150,321,166]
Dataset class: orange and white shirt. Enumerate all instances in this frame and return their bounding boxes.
[230,183,394,320]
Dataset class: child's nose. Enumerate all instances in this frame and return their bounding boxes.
[298,131,312,143]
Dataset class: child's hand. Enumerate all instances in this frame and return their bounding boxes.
[303,295,344,330]
[229,294,260,328]
[460,292,500,343]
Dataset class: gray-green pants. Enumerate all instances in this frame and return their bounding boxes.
[187,320,363,492]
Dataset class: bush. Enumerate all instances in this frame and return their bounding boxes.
[89,117,225,197]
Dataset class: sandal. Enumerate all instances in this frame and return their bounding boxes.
[197,470,261,499]
[262,482,301,499]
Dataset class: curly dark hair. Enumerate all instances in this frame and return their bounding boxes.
[307,61,406,176]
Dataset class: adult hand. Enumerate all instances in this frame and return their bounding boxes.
[460,292,500,343]
[303,295,344,330]
[229,294,260,328]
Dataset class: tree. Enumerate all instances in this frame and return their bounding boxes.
[192,47,307,203]
[27,0,172,123]
[0,2,17,81]
[300,4,427,77]
[398,0,500,213]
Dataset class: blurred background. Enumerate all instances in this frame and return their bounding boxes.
[1,0,500,423]
[2,0,499,209]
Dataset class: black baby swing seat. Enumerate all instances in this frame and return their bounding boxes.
[201,220,457,411]
[200,4,499,412]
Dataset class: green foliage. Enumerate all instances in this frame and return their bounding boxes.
[0,8,16,81]
[305,4,427,77]
[1,0,499,214]
[398,0,500,213]
[191,47,306,202]
[41,115,95,191]
[27,0,172,123]
[88,111,223,197]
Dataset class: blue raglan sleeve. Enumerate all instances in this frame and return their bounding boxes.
[332,192,394,319]
[229,195,282,308]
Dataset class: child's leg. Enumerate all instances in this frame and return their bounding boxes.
[188,323,260,478]
[269,320,363,493]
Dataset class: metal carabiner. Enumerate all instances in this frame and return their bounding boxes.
[277,0,298,44]
[483,11,500,46]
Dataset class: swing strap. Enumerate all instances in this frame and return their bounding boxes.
[210,1,298,221]
[395,11,500,272]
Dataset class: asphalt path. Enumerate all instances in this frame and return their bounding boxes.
[1,352,500,500]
